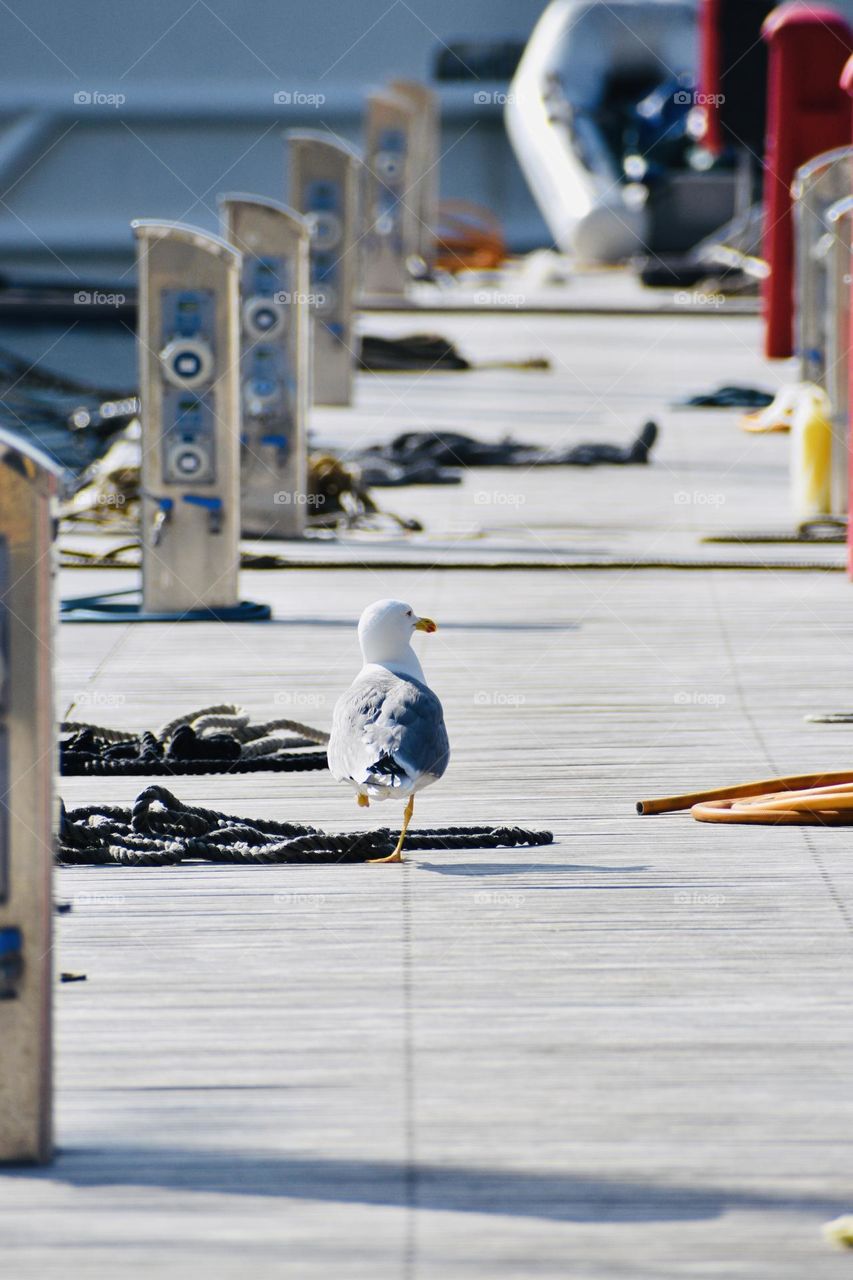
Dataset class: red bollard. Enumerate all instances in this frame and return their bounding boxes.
[761,4,853,359]
[699,0,724,155]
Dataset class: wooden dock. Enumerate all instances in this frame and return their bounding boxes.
[3,297,853,1278]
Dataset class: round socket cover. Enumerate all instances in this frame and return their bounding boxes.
[307,210,343,250]
[244,296,286,340]
[168,443,206,478]
[160,338,214,389]
[375,150,404,183]
[244,374,280,409]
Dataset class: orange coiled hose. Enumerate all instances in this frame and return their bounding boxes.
[433,200,506,273]
[637,770,853,824]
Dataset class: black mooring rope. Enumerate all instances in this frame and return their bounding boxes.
[57,786,554,867]
[60,703,330,777]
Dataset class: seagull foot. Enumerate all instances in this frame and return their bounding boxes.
[367,795,413,864]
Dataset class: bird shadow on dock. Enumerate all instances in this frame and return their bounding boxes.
[7,1147,846,1226]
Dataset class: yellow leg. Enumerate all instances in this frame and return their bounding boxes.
[357,793,370,808]
[368,794,414,864]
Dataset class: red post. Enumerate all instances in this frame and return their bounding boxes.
[699,0,725,155]
[761,4,853,359]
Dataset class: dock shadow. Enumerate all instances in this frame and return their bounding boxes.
[7,1148,845,1226]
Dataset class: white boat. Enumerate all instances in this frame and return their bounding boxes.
[506,0,714,264]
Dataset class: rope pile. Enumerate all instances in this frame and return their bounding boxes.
[359,333,471,371]
[703,517,846,546]
[354,422,658,487]
[59,441,422,554]
[58,785,555,866]
[676,385,774,409]
[61,704,330,776]
[357,333,549,374]
[305,452,421,531]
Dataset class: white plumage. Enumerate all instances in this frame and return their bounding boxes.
[327,599,450,862]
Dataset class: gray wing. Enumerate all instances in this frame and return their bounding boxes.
[327,670,450,791]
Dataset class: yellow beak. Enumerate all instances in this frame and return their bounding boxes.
[414,616,437,634]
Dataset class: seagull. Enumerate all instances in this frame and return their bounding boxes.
[328,599,450,863]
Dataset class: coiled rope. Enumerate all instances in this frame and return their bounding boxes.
[58,785,554,866]
[60,703,330,776]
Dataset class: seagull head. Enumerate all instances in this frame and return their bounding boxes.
[358,599,437,666]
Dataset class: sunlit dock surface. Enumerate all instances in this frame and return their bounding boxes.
[4,296,853,1279]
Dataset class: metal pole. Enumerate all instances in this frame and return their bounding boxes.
[0,430,61,1165]
[389,80,440,272]
[133,220,242,613]
[219,195,310,538]
[361,90,418,299]
[792,146,853,385]
[287,131,360,407]
[826,194,853,517]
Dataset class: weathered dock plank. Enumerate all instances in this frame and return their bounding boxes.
[3,306,852,1279]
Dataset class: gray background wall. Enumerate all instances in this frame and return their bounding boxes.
[0,0,552,284]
